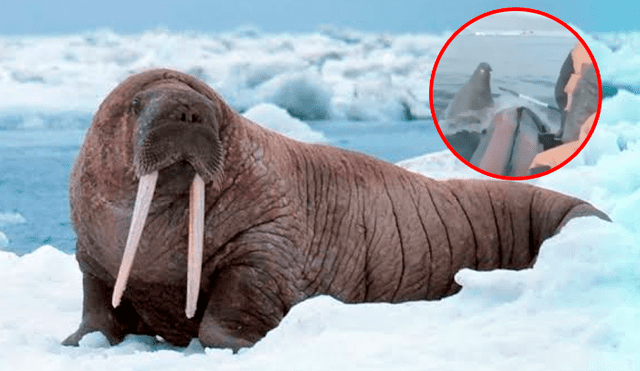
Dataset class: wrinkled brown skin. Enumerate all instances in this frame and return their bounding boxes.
[63,69,609,351]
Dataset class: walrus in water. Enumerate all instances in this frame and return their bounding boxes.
[443,62,495,161]
[63,69,608,351]
[445,62,494,125]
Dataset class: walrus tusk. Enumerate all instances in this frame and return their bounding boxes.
[112,171,159,308]
[186,173,205,318]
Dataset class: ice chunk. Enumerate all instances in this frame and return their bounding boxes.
[243,103,326,143]
[0,231,8,248]
[0,213,27,226]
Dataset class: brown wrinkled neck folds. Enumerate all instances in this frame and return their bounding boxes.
[110,74,224,318]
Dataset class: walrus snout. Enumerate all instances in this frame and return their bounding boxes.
[132,88,224,185]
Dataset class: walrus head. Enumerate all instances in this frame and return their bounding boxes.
[471,62,493,108]
[108,71,225,319]
[474,62,491,82]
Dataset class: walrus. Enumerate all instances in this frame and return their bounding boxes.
[444,62,494,129]
[63,69,608,351]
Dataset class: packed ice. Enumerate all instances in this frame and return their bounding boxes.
[242,103,327,143]
[0,27,443,127]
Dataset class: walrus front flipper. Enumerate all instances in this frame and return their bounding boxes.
[198,265,288,352]
[63,271,154,346]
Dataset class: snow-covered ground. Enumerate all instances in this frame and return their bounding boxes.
[1,27,640,370]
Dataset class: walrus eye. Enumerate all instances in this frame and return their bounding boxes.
[131,98,142,115]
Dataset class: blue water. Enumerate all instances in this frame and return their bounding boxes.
[0,120,444,255]
[310,120,444,163]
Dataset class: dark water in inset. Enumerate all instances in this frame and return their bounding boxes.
[0,120,444,255]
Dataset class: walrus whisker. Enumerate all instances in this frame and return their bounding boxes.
[186,173,205,318]
[112,171,159,308]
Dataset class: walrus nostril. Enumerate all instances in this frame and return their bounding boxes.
[178,112,199,123]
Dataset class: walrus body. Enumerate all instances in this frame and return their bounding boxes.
[64,69,607,351]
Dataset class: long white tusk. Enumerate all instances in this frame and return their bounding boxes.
[186,173,205,318]
[112,171,159,308]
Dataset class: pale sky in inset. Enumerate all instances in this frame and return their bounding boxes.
[465,12,571,34]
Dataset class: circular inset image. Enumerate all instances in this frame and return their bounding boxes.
[430,8,602,180]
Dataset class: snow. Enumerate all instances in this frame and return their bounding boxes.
[586,31,640,86]
[2,216,638,370]
[2,27,640,370]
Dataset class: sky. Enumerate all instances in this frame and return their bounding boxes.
[0,0,637,36]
